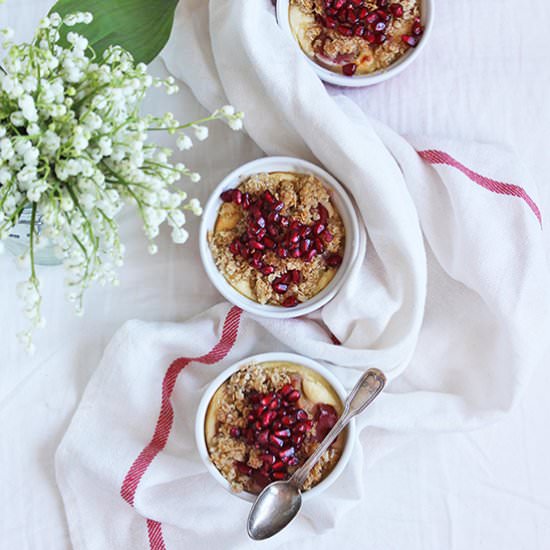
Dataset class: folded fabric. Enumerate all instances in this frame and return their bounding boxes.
[56,1,550,548]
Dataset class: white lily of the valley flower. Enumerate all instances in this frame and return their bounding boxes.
[0,13,244,351]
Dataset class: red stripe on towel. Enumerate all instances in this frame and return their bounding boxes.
[418,149,542,226]
[147,519,166,550]
[119,306,243,549]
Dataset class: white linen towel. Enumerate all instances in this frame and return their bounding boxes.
[56,1,550,548]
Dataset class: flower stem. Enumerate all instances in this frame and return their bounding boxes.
[29,203,37,281]
[147,114,219,132]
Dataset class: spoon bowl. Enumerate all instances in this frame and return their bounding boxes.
[247,481,302,540]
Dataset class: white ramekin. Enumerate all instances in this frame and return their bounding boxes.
[276,0,434,87]
[199,156,361,318]
[195,352,356,502]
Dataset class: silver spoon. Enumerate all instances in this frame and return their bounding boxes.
[247,368,386,540]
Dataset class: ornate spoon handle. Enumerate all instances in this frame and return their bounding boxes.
[290,368,386,488]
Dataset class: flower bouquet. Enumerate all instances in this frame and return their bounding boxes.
[0,7,244,352]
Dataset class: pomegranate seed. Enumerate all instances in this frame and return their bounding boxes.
[249,239,264,251]
[220,189,234,202]
[291,434,303,446]
[290,270,301,284]
[326,253,343,267]
[272,460,286,472]
[346,7,358,23]
[242,192,251,209]
[279,447,295,460]
[389,3,404,17]
[272,472,286,481]
[267,224,279,237]
[337,24,353,37]
[282,296,299,308]
[313,222,325,235]
[366,31,376,43]
[281,384,294,396]
[342,62,356,76]
[279,216,289,228]
[289,229,300,243]
[412,21,424,36]
[280,272,292,285]
[229,241,240,256]
[230,427,241,438]
[261,410,277,427]
[260,266,273,277]
[358,7,368,19]
[264,237,276,250]
[314,238,325,253]
[247,412,256,422]
[350,0,362,5]
[287,456,299,467]
[321,229,333,242]
[378,0,388,6]
[256,215,266,229]
[286,390,300,402]
[299,225,311,238]
[375,21,386,32]
[235,461,252,476]
[290,248,301,258]
[296,409,308,421]
[269,397,281,410]
[304,248,317,262]
[269,434,285,448]
[257,430,269,446]
[377,8,391,21]
[402,34,417,46]
[262,453,276,466]
[276,246,288,259]
[274,428,291,438]
[263,190,275,204]
[281,414,296,426]
[295,422,308,434]
[375,32,387,44]
[354,25,365,37]
[289,220,301,230]
[249,391,261,403]
[325,16,337,28]
[261,393,275,406]
[366,12,379,24]
[257,228,267,241]
[334,0,345,8]
[272,281,289,294]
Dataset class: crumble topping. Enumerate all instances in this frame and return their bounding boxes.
[208,172,345,307]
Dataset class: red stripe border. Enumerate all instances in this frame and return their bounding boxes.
[418,149,542,227]
[120,306,242,549]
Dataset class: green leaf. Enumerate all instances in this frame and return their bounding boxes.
[49,0,179,64]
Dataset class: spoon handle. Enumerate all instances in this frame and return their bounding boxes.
[290,368,386,489]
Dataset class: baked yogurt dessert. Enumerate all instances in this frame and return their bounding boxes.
[289,0,425,76]
[208,171,345,308]
[205,362,344,494]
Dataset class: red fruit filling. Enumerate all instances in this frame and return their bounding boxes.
[229,385,339,491]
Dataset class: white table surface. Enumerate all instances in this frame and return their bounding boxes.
[1,1,550,549]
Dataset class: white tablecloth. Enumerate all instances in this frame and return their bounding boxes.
[1,1,549,548]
